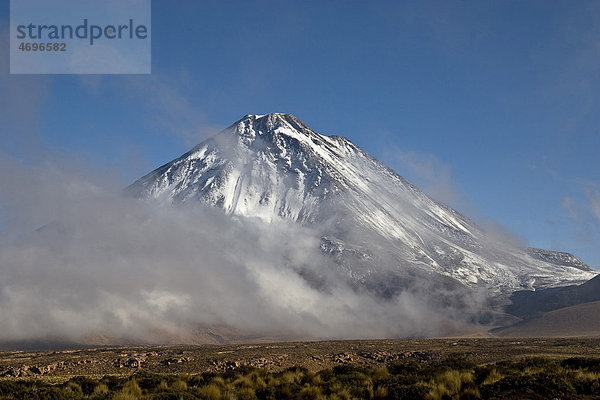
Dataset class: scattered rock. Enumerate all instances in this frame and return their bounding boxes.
[126,357,144,368]
[248,357,283,368]
[209,360,243,371]
[161,357,191,365]
[114,357,145,369]
[331,353,354,363]
[1,366,30,377]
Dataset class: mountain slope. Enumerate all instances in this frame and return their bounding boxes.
[128,113,596,294]
[492,300,600,337]
[506,274,600,319]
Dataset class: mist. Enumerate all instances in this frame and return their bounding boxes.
[0,156,483,344]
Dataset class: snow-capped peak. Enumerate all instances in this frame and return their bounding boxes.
[127,114,597,293]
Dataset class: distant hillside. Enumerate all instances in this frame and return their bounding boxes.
[493,301,600,337]
[507,274,600,319]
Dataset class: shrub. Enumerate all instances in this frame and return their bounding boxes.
[372,366,389,381]
[439,354,476,372]
[93,382,109,396]
[236,389,258,400]
[426,370,474,400]
[459,385,481,400]
[67,376,98,395]
[298,384,323,400]
[65,381,82,395]
[572,370,600,395]
[207,376,226,389]
[120,378,143,398]
[562,357,600,372]
[481,368,504,386]
[157,380,169,390]
[99,375,121,391]
[198,383,222,400]
[388,359,426,385]
[373,384,388,399]
[171,379,188,390]
[280,370,305,385]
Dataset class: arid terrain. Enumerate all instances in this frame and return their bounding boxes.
[2,338,599,379]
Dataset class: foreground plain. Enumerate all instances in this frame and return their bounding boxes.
[2,338,600,377]
[1,338,600,399]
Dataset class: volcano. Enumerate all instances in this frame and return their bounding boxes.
[127,113,596,295]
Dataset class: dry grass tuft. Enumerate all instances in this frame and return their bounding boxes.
[198,383,222,400]
[426,370,474,400]
[93,382,109,395]
[482,368,504,385]
[373,385,388,399]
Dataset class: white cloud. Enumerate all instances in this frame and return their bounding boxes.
[0,158,481,343]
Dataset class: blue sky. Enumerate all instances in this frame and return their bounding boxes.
[1,1,598,268]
